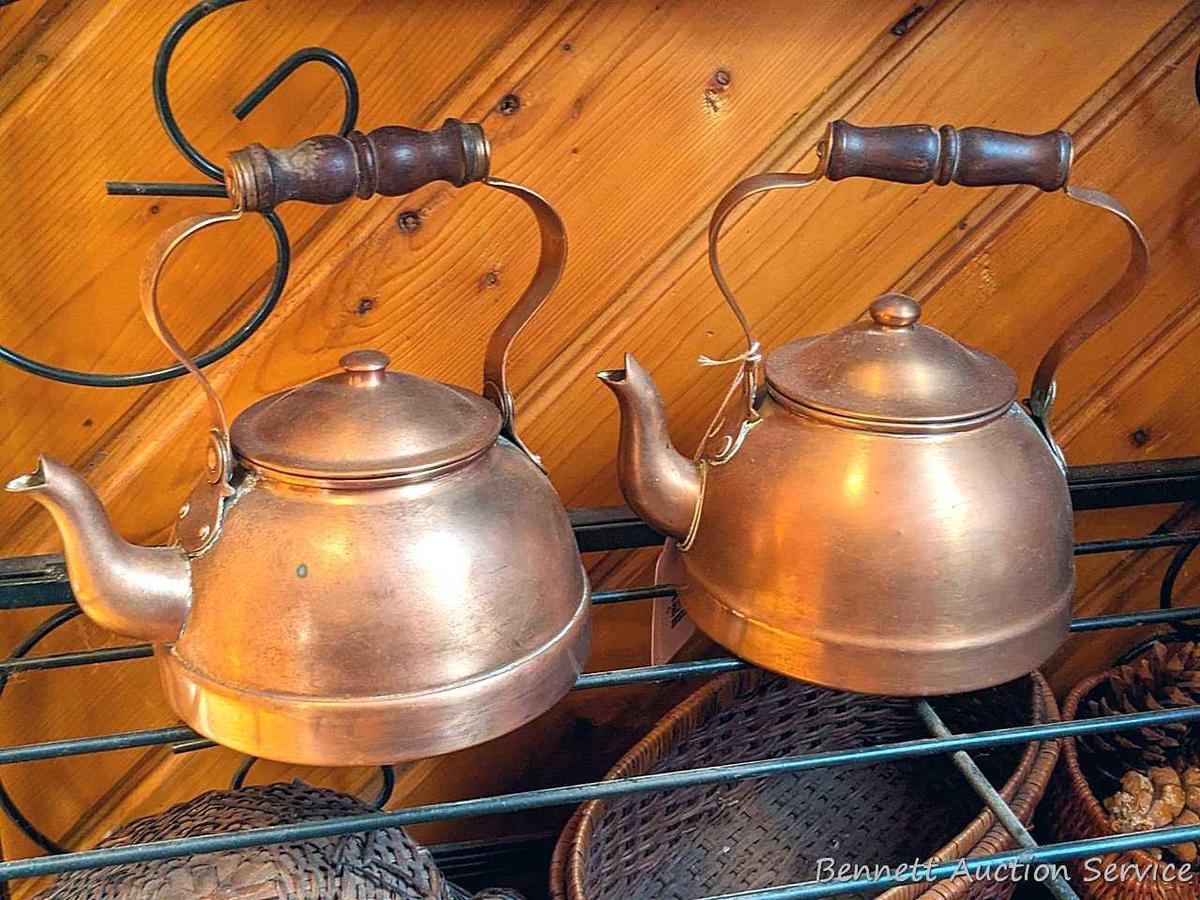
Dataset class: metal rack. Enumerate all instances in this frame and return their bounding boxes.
[0,458,1195,898]
[0,1,1199,896]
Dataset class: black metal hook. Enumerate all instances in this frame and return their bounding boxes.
[233,46,359,138]
[1,0,361,387]
[230,757,397,809]
[148,2,359,186]
[154,0,247,181]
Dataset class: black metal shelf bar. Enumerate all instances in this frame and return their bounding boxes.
[1067,456,1200,511]
[0,645,154,675]
[1074,530,1200,555]
[575,657,749,689]
[705,823,1200,899]
[0,726,197,766]
[1,705,1199,883]
[168,737,217,754]
[1069,603,1200,632]
[2,464,1193,613]
[914,700,1078,900]
[5,600,1198,680]
[0,555,69,611]
[591,585,676,605]
[569,504,663,553]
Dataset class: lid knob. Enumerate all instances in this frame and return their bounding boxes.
[341,349,391,372]
[340,349,390,386]
[869,294,921,328]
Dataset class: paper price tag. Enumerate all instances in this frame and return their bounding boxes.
[650,542,694,665]
[651,591,695,665]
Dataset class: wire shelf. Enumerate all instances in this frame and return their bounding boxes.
[0,456,1194,898]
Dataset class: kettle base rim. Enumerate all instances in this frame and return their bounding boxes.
[155,587,590,766]
[661,546,1070,697]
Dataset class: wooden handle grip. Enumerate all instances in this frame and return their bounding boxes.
[823,120,1072,191]
[225,118,490,212]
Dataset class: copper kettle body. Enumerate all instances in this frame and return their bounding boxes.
[601,121,1149,695]
[7,121,589,764]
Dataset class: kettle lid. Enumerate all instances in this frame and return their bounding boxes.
[231,350,501,479]
[765,294,1017,430]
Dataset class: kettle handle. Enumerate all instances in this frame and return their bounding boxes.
[226,119,567,467]
[708,120,1149,461]
[138,121,565,550]
[139,211,242,552]
[480,180,567,466]
[141,119,499,507]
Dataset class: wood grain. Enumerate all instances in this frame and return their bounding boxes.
[0,0,1196,891]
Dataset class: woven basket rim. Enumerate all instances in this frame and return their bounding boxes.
[550,669,1059,900]
[1058,655,1182,873]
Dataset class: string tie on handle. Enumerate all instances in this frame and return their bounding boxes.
[697,340,762,368]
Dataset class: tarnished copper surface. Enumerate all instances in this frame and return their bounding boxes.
[5,456,191,643]
[597,355,700,542]
[605,351,1073,694]
[765,295,1018,429]
[9,377,589,765]
[602,120,1149,695]
[232,351,502,479]
[654,404,1073,695]
[163,441,589,765]
[7,122,589,764]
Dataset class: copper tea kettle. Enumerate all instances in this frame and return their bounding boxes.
[600,121,1148,695]
[7,120,589,764]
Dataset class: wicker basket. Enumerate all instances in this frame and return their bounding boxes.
[1045,663,1197,900]
[551,669,1059,900]
[33,782,523,900]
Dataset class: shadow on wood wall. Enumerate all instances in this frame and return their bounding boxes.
[0,1,1197,894]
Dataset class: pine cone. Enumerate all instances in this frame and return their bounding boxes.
[1081,642,1200,790]
[1105,766,1200,864]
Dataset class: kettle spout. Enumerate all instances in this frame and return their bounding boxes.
[597,354,700,541]
[6,456,190,642]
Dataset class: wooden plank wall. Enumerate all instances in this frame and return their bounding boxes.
[0,0,1197,891]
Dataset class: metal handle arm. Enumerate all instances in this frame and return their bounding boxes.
[707,120,1149,461]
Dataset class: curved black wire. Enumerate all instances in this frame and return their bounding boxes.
[0,213,289,387]
[154,0,248,180]
[1115,537,1200,664]
[233,47,359,138]
[231,757,397,809]
[0,607,84,857]
[1195,50,1200,106]
[1163,538,1200,636]
[156,4,359,178]
[1,0,359,387]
